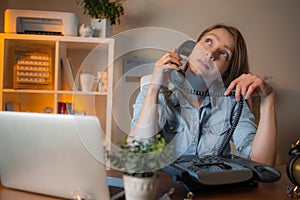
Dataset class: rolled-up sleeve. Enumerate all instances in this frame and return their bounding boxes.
[232,100,257,159]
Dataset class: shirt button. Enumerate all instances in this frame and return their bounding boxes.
[169,126,174,130]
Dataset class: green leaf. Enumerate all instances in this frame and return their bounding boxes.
[76,0,125,25]
[106,134,173,177]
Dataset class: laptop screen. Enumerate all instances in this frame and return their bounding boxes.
[0,111,110,200]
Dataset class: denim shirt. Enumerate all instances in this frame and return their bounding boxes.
[131,83,257,159]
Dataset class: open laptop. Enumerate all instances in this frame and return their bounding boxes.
[0,111,122,200]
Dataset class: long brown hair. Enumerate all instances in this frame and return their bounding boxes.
[197,24,249,86]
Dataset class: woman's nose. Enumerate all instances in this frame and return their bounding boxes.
[206,51,215,61]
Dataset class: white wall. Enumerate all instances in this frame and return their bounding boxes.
[1,0,300,164]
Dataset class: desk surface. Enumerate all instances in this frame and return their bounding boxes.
[0,165,293,200]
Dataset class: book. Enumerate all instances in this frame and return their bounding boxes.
[61,58,76,91]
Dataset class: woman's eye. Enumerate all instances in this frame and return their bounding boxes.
[205,38,212,45]
[221,51,229,58]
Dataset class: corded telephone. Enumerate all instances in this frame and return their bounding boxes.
[163,154,281,192]
[163,41,281,192]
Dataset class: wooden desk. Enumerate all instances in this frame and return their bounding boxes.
[0,165,293,200]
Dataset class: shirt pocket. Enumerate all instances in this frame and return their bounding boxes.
[163,119,185,134]
[202,120,231,136]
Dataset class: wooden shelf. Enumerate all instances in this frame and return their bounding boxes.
[0,33,114,147]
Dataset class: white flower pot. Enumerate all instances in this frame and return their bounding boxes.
[90,18,112,38]
[123,174,159,200]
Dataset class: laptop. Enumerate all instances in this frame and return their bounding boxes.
[0,111,121,200]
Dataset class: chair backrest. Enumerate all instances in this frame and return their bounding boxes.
[140,74,152,90]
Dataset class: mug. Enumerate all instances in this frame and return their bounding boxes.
[57,102,66,114]
[80,72,95,92]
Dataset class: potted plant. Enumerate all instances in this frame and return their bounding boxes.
[107,134,173,200]
[76,0,125,37]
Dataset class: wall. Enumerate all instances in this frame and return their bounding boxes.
[1,0,300,164]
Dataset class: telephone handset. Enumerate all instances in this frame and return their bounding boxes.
[169,40,200,95]
[169,40,235,97]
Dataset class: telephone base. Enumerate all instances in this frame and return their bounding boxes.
[163,164,258,193]
[162,154,280,193]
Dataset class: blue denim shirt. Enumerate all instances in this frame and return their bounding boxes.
[131,83,257,159]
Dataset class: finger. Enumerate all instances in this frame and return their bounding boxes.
[236,79,254,100]
[156,62,180,71]
[234,84,242,101]
[172,49,183,61]
[244,79,264,99]
[244,81,266,99]
[225,74,252,98]
[158,53,181,67]
[226,73,245,94]
[240,78,255,96]
[244,84,256,99]
[166,54,182,68]
[245,88,260,100]
[225,80,237,96]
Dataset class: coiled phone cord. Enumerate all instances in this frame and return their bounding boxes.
[217,99,244,155]
[183,87,244,155]
[183,88,236,97]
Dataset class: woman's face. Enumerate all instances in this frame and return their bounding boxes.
[188,28,235,82]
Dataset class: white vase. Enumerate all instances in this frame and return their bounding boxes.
[80,72,95,92]
[123,174,159,200]
[90,18,112,38]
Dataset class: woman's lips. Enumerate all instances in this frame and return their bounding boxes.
[197,59,210,69]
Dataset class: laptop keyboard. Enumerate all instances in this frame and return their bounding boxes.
[109,186,125,200]
[107,176,124,200]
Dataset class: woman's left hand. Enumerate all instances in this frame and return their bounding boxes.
[225,73,273,101]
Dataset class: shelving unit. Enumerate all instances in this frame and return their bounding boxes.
[0,33,114,142]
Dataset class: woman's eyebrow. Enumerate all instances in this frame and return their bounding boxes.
[206,33,234,54]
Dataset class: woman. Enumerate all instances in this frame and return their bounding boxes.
[129,24,277,166]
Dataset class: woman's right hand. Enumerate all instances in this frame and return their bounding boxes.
[150,49,182,88]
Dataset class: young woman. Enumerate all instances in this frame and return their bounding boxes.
[129,24,277,166]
